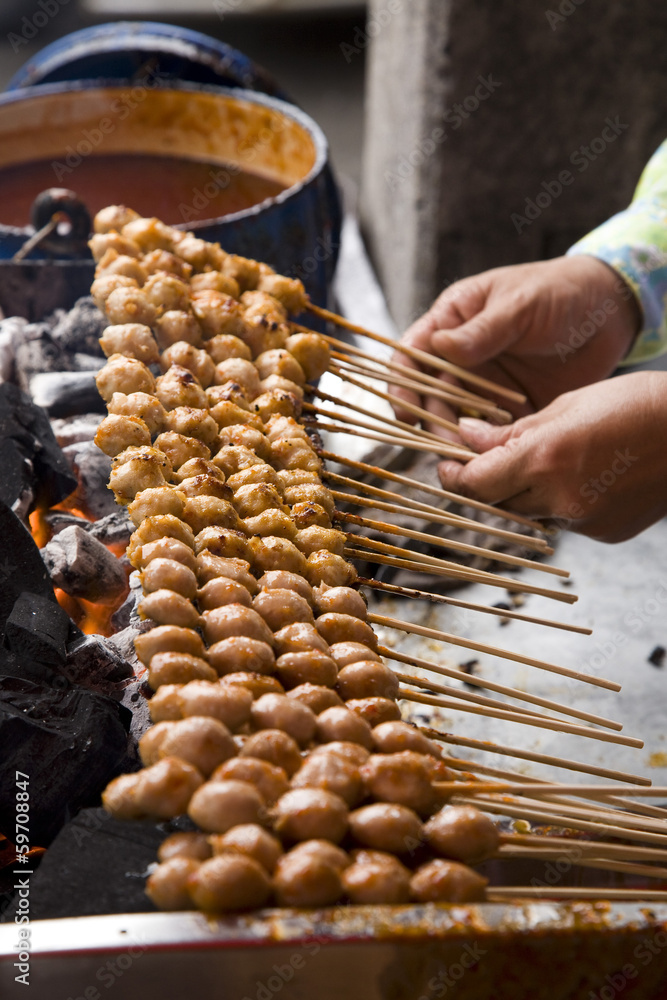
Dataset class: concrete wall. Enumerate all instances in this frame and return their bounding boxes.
[361,0,667,330]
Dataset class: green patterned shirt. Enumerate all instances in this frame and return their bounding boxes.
[567,140,667,364]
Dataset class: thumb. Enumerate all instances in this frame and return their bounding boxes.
[430,306,521,368]
[457,416,515,452]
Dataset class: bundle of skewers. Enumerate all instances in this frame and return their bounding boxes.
[88,205,667,913]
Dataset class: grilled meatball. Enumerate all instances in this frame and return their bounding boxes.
[148,652,217,689]
[214,358,261,398]
[161,342,215,388]
[273,849,343,908]
[253,589,313,632]
[158,831,212,863]
[315,615,378,651]
[273,622,329,657]
[291,752,363,807]
[212,757,289,806]
[342,852,411,905]
[250,693,316,747]
[209,824,283,874]
[207,637,275,677]
[149,684,185,722]
[153,432,210,470]
[152,717,237,776]
[193,291,245,339]
[233,483,286,519]
[135,625,206,666]
[272,788,348,844]
[423,805,500,864]
[94,204,140,234]
[239,729,302,776]
[361,752,437,816]
[94,413,151,456]
[105,285,157,327]
[107,390,167,436]
[217,424,270,460]
[221,673,283,698]
[197,576,253,611]
[244,510,297,541]
[212,446,264,480]
[146,857,200,911]
[328,642,381,668]
[154,310,203,350]
[205,333,252,363]
[178,475,232,502]
[194,553,257,592]
[202,604,274,648]
[290,501,331,530]
[190,270,240,299]
[99,323,159,364]
[134,757,204,820]
[142,272,190,312]
[257,570,312,605]
[96,354,155,401]
[372,722,441,758]
[348,803,423,855]
[313,586,367,620]
[285,332,330,381]
[187,854,271,912]
[257,274,307,315]
[178,681,253,731]
[409,860,487,903]
[139,590,200,628]
[140,558,197,598]
[248,536,308,577]
[183,497,243,535]
[346,697,401,727]
[155,366,208,410]
[132,535,196,574]
[254,349,305,386]
[287,684,343,715]
[108,447,170,502]
[315,707,374,749]
[187,779,265,833]
[309,741,370,768]
[336,661,398,701]
[226,465,282,493]
[274,650,338,690]
[305,551,357,588]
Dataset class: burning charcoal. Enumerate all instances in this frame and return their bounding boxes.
[62,440,116,518]
[0,500,59,639]
[13,321,72,392]
[0,678,131,844]
[44,510,90,535]
[41,525,127,603]
[64,634,134,688]
[0,438,34,517]
[0,383,77,510]
[50,297,106,357]
[29,370,106,418]
[23,807,164,919]
[88,509,133,548]
[5,592,70,669]
[50,413,103,448]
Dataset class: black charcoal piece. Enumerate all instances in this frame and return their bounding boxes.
[5,592,70,668]
[0,382,77,508]
[0,679,131,845]
[64,633,133,687]
[41,524,127,602]
[18,808,164,920]
[50,412,102,448]
[62,440,116,518]
[51,296,106,356]
[0,500,58,640]
[88,508,133,547]
[29,370,106,418]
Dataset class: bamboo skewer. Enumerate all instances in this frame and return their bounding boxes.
[328,362,470,441]
[330,351,513,424]
[348,535,577,603]
[305,401,446,450]
[305,410,444,453]
[436,753,667,822]
[417,725,650,785]
[381,647,618,729]
[399,688,641,748]
[500,834,667,862]
[453,796,667,846]
[316,421,473,460]
[305,391,448,448]
[436,782,667,799]
[344,544,577,604]
[363,579,590,636]
[306,301,527,405]
[466,794,667,836]
[324,469,552,553]
[495,851,667,882]
[321,450,549,533]
[337,509,569,578]
[374,612,614,688]
[313,328,512,420]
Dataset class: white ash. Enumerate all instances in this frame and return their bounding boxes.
[41,525,127,603]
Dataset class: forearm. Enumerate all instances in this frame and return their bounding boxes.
[567,139,667,365]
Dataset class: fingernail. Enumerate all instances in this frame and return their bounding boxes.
[459,417,485,432]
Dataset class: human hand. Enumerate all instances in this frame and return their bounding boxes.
[437,371,667,542]
[392,255,640,428]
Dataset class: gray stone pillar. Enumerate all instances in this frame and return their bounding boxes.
[361,0,667,331]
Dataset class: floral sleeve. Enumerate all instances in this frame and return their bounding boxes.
[567,139,667,365]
